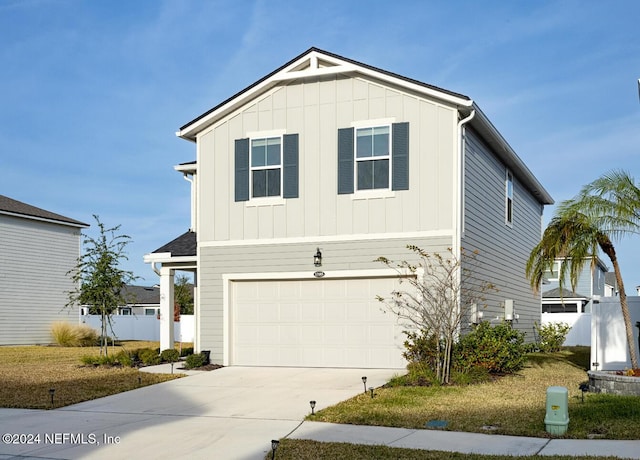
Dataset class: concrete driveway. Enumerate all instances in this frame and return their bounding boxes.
[0,366,402,460]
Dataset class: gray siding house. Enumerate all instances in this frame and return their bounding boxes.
[0,195,88,345]
[146,48,553,368]
[541,258,608,313]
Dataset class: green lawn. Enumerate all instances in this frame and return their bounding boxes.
[267,348,639,459]
[309,348,640,439]
[0,341,183,409]
[268,439,623,460]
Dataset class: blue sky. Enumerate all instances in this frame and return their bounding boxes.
[2,0,639,287]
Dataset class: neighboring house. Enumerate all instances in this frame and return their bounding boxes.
[80,285,162,316]
[541,257,607,313]
[145,48,553,368]
[0,195,88,345]
[605,272,618,297]
[82,284,194,316]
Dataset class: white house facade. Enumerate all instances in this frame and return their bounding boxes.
[145,48,553,368]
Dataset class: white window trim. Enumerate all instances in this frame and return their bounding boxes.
[249,130,286,201]
[505,169,513,226]
[353,122,393,194]
[545,260,562,282]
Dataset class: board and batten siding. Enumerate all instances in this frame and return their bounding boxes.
[198,236,451,362]
[196,74,458,244]
[0,215,81,345]
[461,127,543,338]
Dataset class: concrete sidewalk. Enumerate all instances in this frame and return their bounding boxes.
[288,421,640,458]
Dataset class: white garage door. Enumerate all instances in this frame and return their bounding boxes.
[231,277,406,368]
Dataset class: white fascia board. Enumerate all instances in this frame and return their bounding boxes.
[143,253,196,264]
[0,210,88,229]
[174,163,197,174]
[177,49,471,141]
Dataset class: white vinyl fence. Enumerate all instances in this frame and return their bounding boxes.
[541,312,591,346]
[80,315,194,343]
[591,297,640,371]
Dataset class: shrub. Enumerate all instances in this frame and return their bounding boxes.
[138,348,161,366]
[184,353,206,369]
[536,322,571,353]
[450,366,491,385]
[454,321,526,374]
[75,324,100,346]
[81,355,100,365]
[51,322,99,347]
[114,351,133,367]
[180,347,194,357]
[51,322,76,346]
[387,362,438,387]
[402,330,441,367]
[160,349,180,363]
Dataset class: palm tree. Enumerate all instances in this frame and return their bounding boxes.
[565,170,640,370]
[528,170,640,369]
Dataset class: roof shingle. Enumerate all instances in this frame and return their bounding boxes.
[0,195,88,227]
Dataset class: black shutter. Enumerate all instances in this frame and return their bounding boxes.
[235,138,250,202]
[283,134,299,198]
[337,127,354,194]
[392,122,409,191]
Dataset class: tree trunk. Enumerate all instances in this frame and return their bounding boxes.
[600,238,639,368]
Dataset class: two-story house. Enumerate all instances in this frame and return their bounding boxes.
[541,257,608,314]
[145,48,553,368]
[0,195,88,345]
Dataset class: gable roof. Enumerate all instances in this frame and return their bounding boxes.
[176,47,553,206]
[542,287,588,299]
[152,230,196,257]
[0,195,88,228]
[121,284,194,306]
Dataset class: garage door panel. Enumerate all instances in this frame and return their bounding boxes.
[232,278,406,368]
[300,303,323,321]
[280,302,300,321]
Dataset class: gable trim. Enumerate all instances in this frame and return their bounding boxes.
[177,47,472,142]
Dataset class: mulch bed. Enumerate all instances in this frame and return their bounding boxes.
[179,363,224,371]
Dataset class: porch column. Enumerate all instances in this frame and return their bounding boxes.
[159,266,175,351]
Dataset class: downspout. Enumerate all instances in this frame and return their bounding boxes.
[455,108,475,333]
[151,262,161,277]
[455,108,476,257]
[183,173,196,232]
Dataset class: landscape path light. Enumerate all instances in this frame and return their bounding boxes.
[362,376,367,393]
[270,439,279,459]
[309,400,316,415]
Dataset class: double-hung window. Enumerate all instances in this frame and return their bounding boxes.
[356,126,390,190]
[251,137,281,198]
[235,132,299,202]
[338,122,409,194]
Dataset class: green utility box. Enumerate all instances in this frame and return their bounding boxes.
[544,386,569,435]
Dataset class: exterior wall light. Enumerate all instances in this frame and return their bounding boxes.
[314,248,322,267]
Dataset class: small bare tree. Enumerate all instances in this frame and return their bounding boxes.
[66,215,138,356]
[376,245,496,384]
